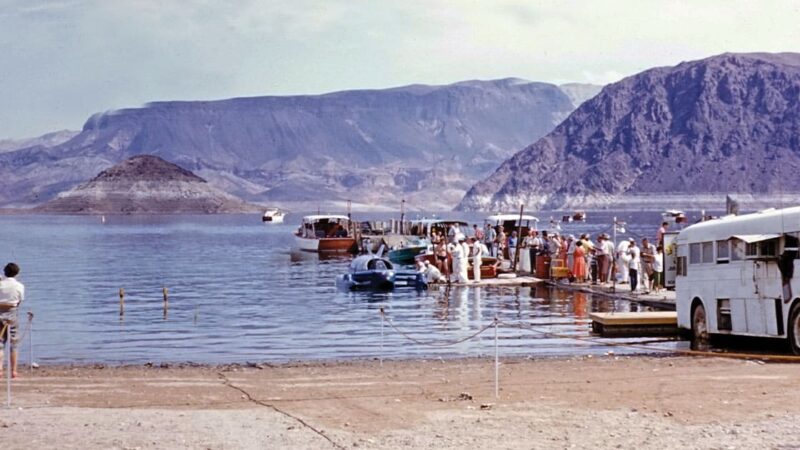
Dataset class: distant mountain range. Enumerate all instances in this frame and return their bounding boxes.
[0,79,599,210]
[0,129,78,153]
[36,155,261,214]
[458,53,800,211]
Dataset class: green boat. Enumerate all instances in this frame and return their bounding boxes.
[387,239,430,265]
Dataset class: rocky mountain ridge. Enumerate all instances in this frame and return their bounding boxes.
[36,155,262,214]
[458,52,800,211]
[0,79,599,210]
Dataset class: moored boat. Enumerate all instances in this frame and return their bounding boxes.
[295,214,357,253]
[387,237,430,264]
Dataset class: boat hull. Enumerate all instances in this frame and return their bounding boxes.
[337,271,396,291]
[388,245,428,264]
[295,235,356,253]
[262,215,285,223]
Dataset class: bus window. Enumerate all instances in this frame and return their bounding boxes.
[731,239,745,261]
[677,256,687,276]
[690,243,701,264]
[716,240,730,264]
[702,242,714,263]
[746,243,758,258]
[759,239,777,258]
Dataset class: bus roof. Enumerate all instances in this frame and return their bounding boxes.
[677,206,800,243]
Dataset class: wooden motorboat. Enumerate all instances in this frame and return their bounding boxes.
[295,214,357,253]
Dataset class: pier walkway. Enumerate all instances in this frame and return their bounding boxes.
[545,279,676,310]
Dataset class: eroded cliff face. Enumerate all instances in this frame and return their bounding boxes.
[1,79,595,210]
[35,155,262,214]
[459,53,800,211]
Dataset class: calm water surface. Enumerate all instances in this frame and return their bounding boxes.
[0,211,690,364]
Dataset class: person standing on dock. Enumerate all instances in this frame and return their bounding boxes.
[471,237,484,282]
[572,241,587,283]
[473,224,484,242]
[652,246,664,293]
[627,238,641,293]
[508,231,518,268]
[0,263,25,379]
[656,222,669,246]
[595,235,609,284]
[529,230,542,274]
[616,239,630,284]
[602,234,616,284]
[459,237,471,283]
[640,238,656,294]
[496,227,507,260]
[484,224,497,258]
[449,238,465,283]
[435,239,449,273]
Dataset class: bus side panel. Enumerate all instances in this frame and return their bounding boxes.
[745,299,767,335]
[731,298,748,333]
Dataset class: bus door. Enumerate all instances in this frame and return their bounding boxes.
[752,259,782,336]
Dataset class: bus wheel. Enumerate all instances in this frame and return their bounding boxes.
[789,304,800,356]
[691,303,709,351]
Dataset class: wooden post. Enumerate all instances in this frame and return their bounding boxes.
[513,204,524,271]
[162,287,169,319]
[119,288,125,316]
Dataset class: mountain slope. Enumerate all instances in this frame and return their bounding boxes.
[36,155,261,214]
[0,79,596,210]
[458,53,800,211]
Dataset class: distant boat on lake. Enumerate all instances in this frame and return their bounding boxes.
[262,208,286,223]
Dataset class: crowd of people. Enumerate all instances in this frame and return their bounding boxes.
[422,220,672,294]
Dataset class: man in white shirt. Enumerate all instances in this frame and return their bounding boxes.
[423,261,446,283]
[0,263,25,379]
[603,236,616,283]
[471,237,484,282]
[460,238,471,283]
[627,239,641,293]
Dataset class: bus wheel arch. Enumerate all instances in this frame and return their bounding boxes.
[788,299,800,356]
[690,298,709,351]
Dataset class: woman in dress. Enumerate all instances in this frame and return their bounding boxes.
[572,241,587,282]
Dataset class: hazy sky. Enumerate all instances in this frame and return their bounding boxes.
[2,0,799,138]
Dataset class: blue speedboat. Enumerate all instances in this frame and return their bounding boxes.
[336,253,427,291]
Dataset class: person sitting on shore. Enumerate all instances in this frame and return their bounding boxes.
[0,263,25,379]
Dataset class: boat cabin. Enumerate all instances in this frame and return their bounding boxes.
[408,219,469,239]
[485,214,539,236]
[350,255,395,273]
[298,215,352,239]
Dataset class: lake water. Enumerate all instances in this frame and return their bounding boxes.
[0,211,689,365]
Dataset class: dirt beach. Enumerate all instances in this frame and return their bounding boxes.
[2,356,800,449]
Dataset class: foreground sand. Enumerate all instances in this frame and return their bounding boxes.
[2,356,800,449]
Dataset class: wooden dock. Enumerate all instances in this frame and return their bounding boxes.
[431,276,542,288]
[590,311,679,337]
[545,280,676,310]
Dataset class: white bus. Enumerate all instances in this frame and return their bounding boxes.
[676,207,800,354]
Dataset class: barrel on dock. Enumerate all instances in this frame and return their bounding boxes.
[535,256,551,279]
[590,312,678,337]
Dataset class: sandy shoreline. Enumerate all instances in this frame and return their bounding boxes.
[2,355,800,449]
